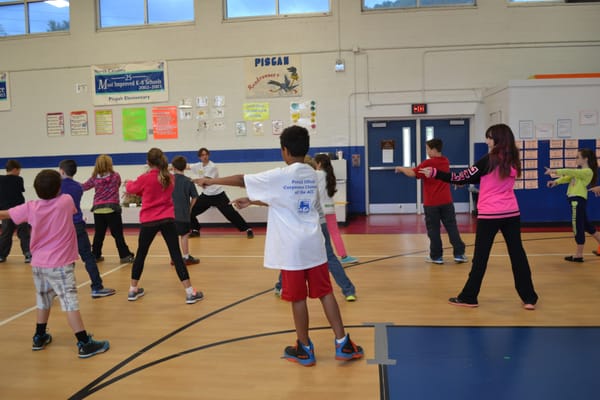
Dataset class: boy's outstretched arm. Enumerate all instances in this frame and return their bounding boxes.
[231,197,267,209]
[395,166,416,178]
[194,174,245,188]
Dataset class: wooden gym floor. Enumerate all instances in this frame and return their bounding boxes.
[1,214,599,399]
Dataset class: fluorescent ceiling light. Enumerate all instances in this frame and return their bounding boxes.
[45,0,70,8]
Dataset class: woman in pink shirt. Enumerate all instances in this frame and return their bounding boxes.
[421,124,538,310]
[125,148,203,305]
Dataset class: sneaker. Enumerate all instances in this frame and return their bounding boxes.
[426,256,444,264]
[24,252,32,263]
[283,339,316,366]
[91,287,116,298]
[186,290,204,304]
[120,254,135,263]
[345,294,357,302]
[0,256,6,263]
[340,255,358,264]
[32,332,52,351]
[448,297,478,307]
[128,287,145,301]
[564,256,584,263]
[189,230,200,238]
[246,229,254,239]
[335,334,364,361]
[95,256,105,262]
[184,255,200,265]
[523,303,536,311]
[77,335,110,359]
[454,255,468,263]
[274,287,282,297]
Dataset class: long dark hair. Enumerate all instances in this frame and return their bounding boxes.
[486,124,521,178]
[314,153,337,198]
[147,148,171,189]
[579,148,598,188]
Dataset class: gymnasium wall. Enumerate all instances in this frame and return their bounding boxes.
[1,0,599,216]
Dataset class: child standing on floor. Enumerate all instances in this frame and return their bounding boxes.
[420,123,538,310]
[196,125,363,366]
[395,138,467,265]
[125,148,203,304]
[313,153,358,264]
[82,154,135,264]
[0,159,31,263]
[545,148,600,262]
[59,160,116,299]
[0,169,109,358]
[274,155,357,302]
[171,155,200,265]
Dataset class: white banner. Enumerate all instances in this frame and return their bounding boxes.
[245,55,302,98]
[91,60,169,106]
[0,72,10,111]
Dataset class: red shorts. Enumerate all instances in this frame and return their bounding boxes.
[281,262,333,302]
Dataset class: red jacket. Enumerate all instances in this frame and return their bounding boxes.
[413,156,453,206]
[125,169,175,224]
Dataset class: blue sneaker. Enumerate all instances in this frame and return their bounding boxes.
[335,334,364,361]
[77,335,109,358]
[454,255,468,263]
[32,332,52,351]
[425,256,444,264]
[283,339,315,366]
[91,287,116,299]
[340,255,358,264]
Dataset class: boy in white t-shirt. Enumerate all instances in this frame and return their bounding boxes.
[195,125,363,366]
[0,169,109,358]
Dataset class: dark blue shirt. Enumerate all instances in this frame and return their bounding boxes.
[60,177,84,224]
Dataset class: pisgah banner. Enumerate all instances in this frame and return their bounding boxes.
[245,55,301,98]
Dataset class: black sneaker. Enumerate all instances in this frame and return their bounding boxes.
[120,254,135,263]
[32,332,52,351]
[0,256,6,263]
[283,339,316,366]
[335,334,364,361]
[24,252,32,263]
[95,256,105,262]
[246,229,254,239]
[448,297,479,308]
[77,335,109,358]
[189,230,200,238]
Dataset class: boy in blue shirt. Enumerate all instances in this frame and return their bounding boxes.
[59,159,116,298]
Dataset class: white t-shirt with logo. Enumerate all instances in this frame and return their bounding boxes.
[190,160,223,196]
[244,162,326,270]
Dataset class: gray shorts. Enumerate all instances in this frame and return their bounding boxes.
[31,263,80,312]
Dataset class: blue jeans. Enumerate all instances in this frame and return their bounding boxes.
[275,223,355,297]
[75,221,103,291]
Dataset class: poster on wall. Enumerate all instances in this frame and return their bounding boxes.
[290,100,317,134]
[152,106,178,139]
[70,111,89,136]
[95,109,114,135]
[0,72,9,111]
[245,55,301,98]
[122,108,147,141]
[243,102,270,121]
[46,112,65,137]
[92,61,169,106]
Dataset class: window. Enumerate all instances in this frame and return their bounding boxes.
[0,0,69,37]
[225,0,330,19]
[363,0,474,10]
[98,0,194,29]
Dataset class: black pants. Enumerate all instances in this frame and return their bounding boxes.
[424,203,465,259]
[190,192,250,232]
[131,220,189,282]
[0,219,30,258]
[458,216,538,305]
[92,211,133,259]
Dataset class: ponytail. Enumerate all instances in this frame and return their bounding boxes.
[147,148,171,189]
[314,153,337,198]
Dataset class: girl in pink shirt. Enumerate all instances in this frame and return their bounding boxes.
[125,148,203,304]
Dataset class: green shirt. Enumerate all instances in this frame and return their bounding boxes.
[554,167,593,199]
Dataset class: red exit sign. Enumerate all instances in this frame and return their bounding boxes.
[411,103,427,114]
